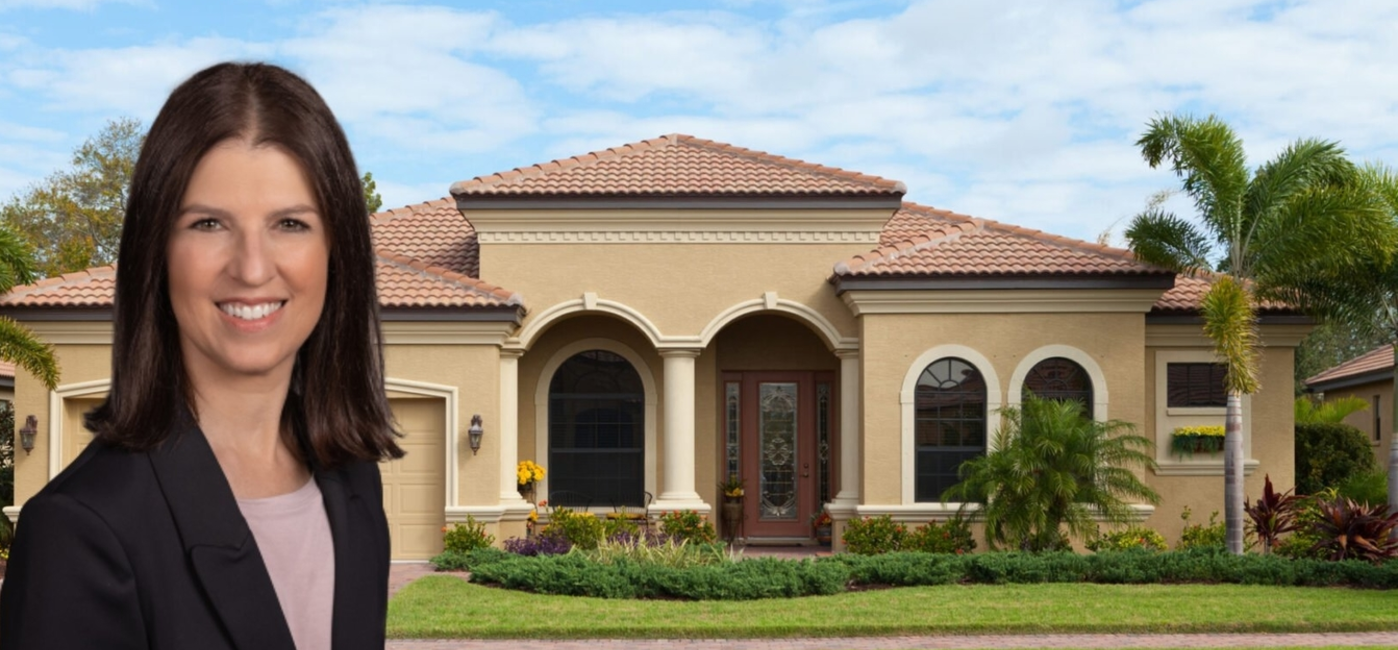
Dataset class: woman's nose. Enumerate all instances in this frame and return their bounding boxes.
[229,231,275,286]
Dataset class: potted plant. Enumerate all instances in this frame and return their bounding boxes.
[1170,425,1225,459]
[718,474,745,541]
[811,508,833,546]
[517,459,545,504]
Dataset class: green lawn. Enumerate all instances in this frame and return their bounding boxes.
[387,576,1398,639]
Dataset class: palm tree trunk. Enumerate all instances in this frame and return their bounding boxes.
[1225,391,1245,554]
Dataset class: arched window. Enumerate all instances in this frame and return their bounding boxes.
[548,350,645,507]
[1022,357,1093,416]
[914,357,986,502]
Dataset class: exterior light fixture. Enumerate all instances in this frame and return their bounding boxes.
[20,415,37,455]
[468,415,484,455]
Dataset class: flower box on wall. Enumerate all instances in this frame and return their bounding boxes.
[1170,425,1225,459]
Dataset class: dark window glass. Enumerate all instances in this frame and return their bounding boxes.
[1166,363,1227,407]
[914,357,986,502]
[548,350,644,508]
[1023,357,1093,417]
[1375,395,1382,442]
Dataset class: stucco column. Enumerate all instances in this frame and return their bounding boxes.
[828,350,861,552]
[498,350,533,515]
[651,349,710,514]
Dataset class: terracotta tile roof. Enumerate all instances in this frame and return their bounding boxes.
[374,249,519,309]
[1148,273,1295,314]
[839,203,1169,278]
[450,134,906,198]
[371,198,479,277]
[0,266,116,308]
[1305,345,1393,387]
[0,251,519,311]
[0,361,14,379]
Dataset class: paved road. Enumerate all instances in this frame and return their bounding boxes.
[384,632,1398,649]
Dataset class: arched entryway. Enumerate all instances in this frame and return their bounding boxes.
[547,349,647,508]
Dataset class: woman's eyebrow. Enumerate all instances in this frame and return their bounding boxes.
[176,204,318,219]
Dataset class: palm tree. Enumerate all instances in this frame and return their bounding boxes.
[942,397,1160,552]
[1287,164,1398,526]
[0,226,59,391]
[1125,114,1393,554]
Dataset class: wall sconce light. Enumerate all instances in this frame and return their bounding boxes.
[20,415,37,455]
[468,415,484,455]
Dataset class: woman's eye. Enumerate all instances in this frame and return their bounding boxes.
[190,218,221,231]
[279,219,311,231]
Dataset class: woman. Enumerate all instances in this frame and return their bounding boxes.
[0,62,403,649]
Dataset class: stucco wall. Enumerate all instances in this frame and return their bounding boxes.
[482,242,859,343]
[1320,378,1392,461]
[12,342,112,508]
[858,311,1147,506]
[1143,328,1300,544]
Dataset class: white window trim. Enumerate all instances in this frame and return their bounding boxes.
[1006,344,1109,422]
[1153,350,1254,476]
[900,345,1002,505]
[533,338,659,511]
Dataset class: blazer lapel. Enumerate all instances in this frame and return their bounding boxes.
[318,466,381,650]
[147,416,297,650]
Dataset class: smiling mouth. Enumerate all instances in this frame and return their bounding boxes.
[218,301,286,321]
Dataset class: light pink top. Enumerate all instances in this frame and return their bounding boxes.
[237,478,335,650]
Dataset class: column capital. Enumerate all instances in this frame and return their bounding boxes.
[657,348,702,359]
[834,349,860,360]
[501,348,525,359]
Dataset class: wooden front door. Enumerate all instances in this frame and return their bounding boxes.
[725,371,836,539]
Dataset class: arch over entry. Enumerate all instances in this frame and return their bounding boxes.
[700,292,856,352]
[515,295,664,349]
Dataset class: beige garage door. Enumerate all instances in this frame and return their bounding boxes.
[382,397,447,560]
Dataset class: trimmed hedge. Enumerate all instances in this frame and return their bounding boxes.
[1295,422,1376,495]
[445,547,1398,600]
[467,554,848,600]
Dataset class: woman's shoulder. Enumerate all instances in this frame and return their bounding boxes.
[29,437,158,515]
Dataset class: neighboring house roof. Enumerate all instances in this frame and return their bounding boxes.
[1305,345,1393,392]
[371,198,479,278]
[450,134,907,199]
[835,202,1171,280]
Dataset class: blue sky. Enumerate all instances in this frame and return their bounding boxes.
[2,0,1395,245]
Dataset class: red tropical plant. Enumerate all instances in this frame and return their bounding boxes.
[1244,474,1301,553]
[1310,496,1398,563]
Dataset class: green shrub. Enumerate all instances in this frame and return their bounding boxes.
[832,552,966,586]
[430,546,508,571]
[904,515,977,554]
[1086,525,1168,552]
[1176,506,1226,550]
[1295,422,1376,495]
[469,553,848,600]
[1337,469,1389,507]
[657,510,717,544]
[442,515,495,553]
[964,551,1089,584]
[581,535,730,568]
[602,512,643,539]
[842,515,909,554]
[546,506,607,550]
[1275,493,1328,560]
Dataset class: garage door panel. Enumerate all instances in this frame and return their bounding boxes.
[382,398,446,560]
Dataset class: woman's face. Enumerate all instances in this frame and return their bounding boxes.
[167,139,330,387]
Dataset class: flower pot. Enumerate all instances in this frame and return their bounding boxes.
[815,525,832,546]
[720,501,744,540]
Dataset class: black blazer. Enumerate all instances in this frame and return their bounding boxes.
[0,418,390,649]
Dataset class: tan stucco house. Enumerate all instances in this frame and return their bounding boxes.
[1305,345,1393,456]
[1,135,1309,559]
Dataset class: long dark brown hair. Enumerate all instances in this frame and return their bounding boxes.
[87,62,403,467]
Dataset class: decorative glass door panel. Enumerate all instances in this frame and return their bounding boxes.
[758,382,798,521]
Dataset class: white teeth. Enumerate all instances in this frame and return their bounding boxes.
[219,301,284,321]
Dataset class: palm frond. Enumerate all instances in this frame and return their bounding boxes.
[1200,277,1260,395]
[0,227,39,292]
[0,316,59,390]
[1125,209,1211,274]
[1138,114,1249,247]
[1242,138,1357,255]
